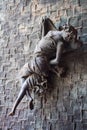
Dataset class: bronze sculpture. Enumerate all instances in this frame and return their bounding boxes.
[8,18,83,116]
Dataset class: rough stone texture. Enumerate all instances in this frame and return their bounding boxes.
[0,0,87,130]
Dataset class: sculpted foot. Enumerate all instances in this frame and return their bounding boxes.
[30,99,34,110]
[8,110,15,116]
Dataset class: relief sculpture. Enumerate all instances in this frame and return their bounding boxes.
[9,18,83,116]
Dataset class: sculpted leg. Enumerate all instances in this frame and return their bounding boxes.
[21,77,31,101]
[8,81,30,116]
[20,77,26,85]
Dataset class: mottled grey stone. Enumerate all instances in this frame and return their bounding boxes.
[0,0,87,130]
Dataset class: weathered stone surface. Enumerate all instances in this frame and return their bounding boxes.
[0,0,87,130]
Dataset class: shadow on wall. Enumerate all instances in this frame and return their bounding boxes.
[47,44,87,93]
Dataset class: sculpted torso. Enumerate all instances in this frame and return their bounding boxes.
[34,30,69,60]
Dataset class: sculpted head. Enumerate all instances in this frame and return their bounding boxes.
[60,30,70,42]
[59,24,83,49]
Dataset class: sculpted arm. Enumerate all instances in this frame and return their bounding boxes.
[50,41,64,65]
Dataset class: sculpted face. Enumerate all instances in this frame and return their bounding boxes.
[59,24,83,48]
[61,24,77,41]
[61,30,70,41]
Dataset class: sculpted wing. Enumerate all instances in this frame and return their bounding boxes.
[41,17,57,38]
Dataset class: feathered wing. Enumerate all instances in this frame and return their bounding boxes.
[41,17,57,38]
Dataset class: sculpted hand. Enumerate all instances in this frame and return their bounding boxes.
[50,59,58,66]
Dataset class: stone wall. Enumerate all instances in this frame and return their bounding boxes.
[0,0,87,130]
